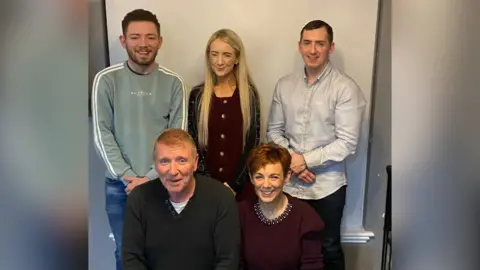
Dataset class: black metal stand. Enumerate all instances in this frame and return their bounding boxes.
[381,165,392,270]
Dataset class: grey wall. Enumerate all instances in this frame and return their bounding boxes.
[88,0,107,116]
[344,0,391,269]
[89,0,116,269]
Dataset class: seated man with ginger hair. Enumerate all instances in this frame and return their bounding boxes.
[122,128,241,270]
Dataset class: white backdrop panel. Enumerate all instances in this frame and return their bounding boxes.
[105,0,378,242]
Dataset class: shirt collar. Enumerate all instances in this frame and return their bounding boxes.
[303,61,332,86]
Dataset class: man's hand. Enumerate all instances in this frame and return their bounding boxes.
[223,182,236,196]
[124,176,149,195]
[297,169,316,183]
[290,152,316,183]
[290,152,306,174]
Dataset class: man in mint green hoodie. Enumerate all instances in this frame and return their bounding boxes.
[91,9,187,270]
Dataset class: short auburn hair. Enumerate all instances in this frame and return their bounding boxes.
[153,129,197,159]
[246,143,291,177]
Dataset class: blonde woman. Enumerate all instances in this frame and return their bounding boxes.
[188,28,261,201]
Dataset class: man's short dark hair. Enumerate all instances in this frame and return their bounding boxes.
[122,9,160,35]
[300,20,333,44]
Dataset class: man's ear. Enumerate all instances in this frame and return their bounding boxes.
[329,41,335,54]
[119,35,126,49]
[157,36,164,50]
[193,153,199,171]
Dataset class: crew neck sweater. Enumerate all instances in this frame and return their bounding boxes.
[122,173,241,270]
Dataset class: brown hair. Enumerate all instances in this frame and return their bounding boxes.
[122,9,161,35]
[246,143,291,177]
[300,20,333,44]
[153,129,197,159]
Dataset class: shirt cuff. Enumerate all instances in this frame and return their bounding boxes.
[144,168,159,181]
[121,169,137,186]
[121,169,136,178]
[302,148,321,169]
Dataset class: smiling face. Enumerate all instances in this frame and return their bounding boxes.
[298,26,334,72]
[120,21,162,67]
[154,142,198,196]
[208,38,238,80]
[251,163,291,204]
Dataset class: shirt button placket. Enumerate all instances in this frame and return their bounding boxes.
[303,92,312,150]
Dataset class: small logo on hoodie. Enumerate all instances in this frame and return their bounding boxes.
[130,91,152,97]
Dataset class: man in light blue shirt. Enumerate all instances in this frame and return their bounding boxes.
[266,20,366,270]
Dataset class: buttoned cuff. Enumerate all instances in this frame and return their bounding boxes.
[303,148,322,169]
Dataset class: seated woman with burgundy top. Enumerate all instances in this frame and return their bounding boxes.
[188,28,261,201]
[238,143,325,270]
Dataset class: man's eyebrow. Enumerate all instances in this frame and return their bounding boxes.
[303,39,326,43]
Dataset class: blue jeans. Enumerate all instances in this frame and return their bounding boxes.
[105,178,127,270]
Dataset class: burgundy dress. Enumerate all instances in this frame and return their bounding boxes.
[206,89,255,200]
[238,194,325,270]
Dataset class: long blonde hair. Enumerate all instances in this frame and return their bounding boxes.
[198,29,255,150]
